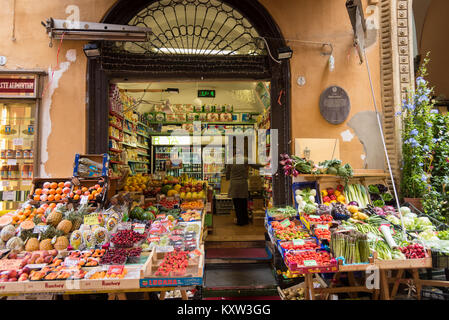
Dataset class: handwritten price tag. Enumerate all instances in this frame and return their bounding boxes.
[316,224,329,230]
[280,219,291,228]
[83,214,99,226]
[308,215,320,219]
[292,239,305,246]
[133,224,145,234]
[303,260,318,267]
[33,225,48,234]
[156,245,174,253]
[80,195,89,205]
[64,258,80,268]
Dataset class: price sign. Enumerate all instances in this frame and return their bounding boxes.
[2,191,15,201]
[13,138,23,146]
[133,224,146,234]
[64,258,80,268]
[33,225,48,234]
[1,181,9,187]
[84,213,99,226]
[292,239,305,246]
[7,159,17,165]
[316,224,329,230]
[308,215,320,220]
[147,236,160,242]
[156,245,174,253]
[117,222,132,231]
[80,195,89,205]
[280,219,291,228]
[303,260,318,267]
[300,215,310,230]
[107,265,124,275]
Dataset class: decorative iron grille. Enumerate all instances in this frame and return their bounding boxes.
[114,0,266,56]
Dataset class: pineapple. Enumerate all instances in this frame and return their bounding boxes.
[47,204,68,227]
[54,236,69,250]
[66,208,84,232]
[40,226,64,240]
[20,229,38,242]
[57,220,72,234]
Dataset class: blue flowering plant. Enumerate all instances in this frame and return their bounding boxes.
[398,56,436,199]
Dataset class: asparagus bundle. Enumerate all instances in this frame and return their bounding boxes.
[331,230,370,263]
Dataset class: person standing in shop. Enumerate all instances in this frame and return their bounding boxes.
[225,143,263,226]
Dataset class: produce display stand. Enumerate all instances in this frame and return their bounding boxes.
[271,169,437,300]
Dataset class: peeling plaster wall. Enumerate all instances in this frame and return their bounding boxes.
[0,0,383,175]
[347,111,384,169]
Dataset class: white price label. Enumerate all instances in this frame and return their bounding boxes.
[156,245,174,253]
[1,181,9,187]
[22,180,31,186]
[7,159,17,165]
[133,224,146,234]
[316,224,329,230]
[303,260,318,267]
[292,239,305,246]
[2,191,15,201]
[80,195,89,205]
[13,138,23,146]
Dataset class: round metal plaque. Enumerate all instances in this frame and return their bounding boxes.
[319,86,350,124]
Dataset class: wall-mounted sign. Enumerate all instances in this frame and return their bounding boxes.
[0,75,37,98]
[319,86,350,125]
[198,90,215,98]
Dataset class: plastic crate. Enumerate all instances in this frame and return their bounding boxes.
[292,181,320,210]
[422,288,449,300]
[432,251,449,269]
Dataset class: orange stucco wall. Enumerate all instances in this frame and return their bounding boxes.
[419,0,449,99]
[0,0,382,177]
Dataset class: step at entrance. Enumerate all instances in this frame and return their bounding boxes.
[205,246,272,264]
[203,263,278,298]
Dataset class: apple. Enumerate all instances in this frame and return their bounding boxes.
[0,278,8,282]
[64,181,72,188]
[18,274,28,281]
[35,257,44,264]
[44,256,52,264]
[9,278,17,282]
[76,189,82,195]
[41,250,49,257]
[8,253,17,259]
[22,267,31,275]
[8,270,17,279]
[50,249,58,257]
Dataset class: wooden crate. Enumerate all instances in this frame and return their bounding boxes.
[29,177,72,204]
[73,153,109,178]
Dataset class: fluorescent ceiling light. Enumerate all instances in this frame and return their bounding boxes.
[157,48,236,55]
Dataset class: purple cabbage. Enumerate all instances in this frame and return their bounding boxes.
[348,201,359,206]
[374,207,386,216]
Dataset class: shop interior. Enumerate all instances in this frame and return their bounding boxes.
[107,80,272,241]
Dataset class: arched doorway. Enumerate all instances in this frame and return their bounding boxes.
[87,0,292,205]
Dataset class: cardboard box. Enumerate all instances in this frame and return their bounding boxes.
[252,216,265,227]
[252,199,265,209]
[220,178,230,195]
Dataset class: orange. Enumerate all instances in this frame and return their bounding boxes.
[47,194,55,201]
[73,194,80,201]
[36,208,44,214]
[54,194,62,201]
[91,190,97,197]
[49,203,56,209]
[55,187,63,194]
[96,187,103,194]
[58,182,64,189]
[49,189,56,195]
[33,195,41,201]
[81,187,88,193]
[87,194,93,201]
[50,182,58,189]
[35,188,42,195]
[24,209,31,217]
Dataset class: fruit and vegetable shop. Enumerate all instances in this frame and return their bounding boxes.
[2,0,449,302]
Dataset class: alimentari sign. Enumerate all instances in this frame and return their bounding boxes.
[0,76,36,97]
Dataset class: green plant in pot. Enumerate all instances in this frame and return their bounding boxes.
[398,54,435,211]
